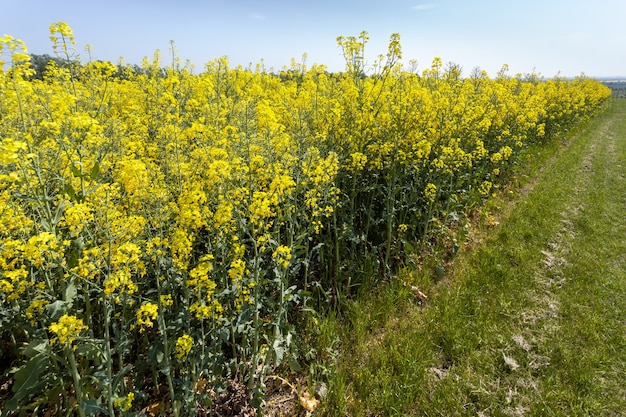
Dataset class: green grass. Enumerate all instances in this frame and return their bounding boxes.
[318,100,626,416]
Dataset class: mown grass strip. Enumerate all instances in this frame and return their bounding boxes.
[320,100,626,416]
[533,99,626,415]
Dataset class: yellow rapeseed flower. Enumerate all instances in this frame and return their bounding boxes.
[228,259,247,282]
[21,232,60,268]
[0,138,27,165]
[175,334,193,360]
[136,302,158,332]
[26,299,49,323]
[189,299,223,320]
[103,268,138,296]
[424,183,437,203]
[349,152,368,171]
[114,392,134,412]
[61,203,94,237]
[160,294,174,308]
[49,314,88,346]
[478,180,493,196]
[272,245,292,269]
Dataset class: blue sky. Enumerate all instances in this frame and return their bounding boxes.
[2,0,625,77]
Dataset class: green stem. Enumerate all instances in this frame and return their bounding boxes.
[161,316,179,417]
[9,73,27,131]
[59,34,79,111]
[102,191,117,416]
[66,345,86,417]
[248,239,261,390]
[143,331,161,403]
[332,211,341,294]
[384,162,399,272]
[103,298,116,417]
[155,277,179,417]
[303,243,310,309]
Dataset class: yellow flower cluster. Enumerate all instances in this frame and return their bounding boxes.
[0,138,28,165]
[49,314,88,346]
[424,183,438,203]
[26,299,48,323]
[136,302,158,332]
[272,245,292,269]
[189,299,223,320]
[175,333,194,360]
[113,392,134,412]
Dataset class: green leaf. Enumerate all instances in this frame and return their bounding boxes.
[65,281,77,305]
[11,353,49,402]
[82,399,107,415]
[273,338,285,366]
[70,162,82,178]
[23,340,50,358]
[75,340,105,361]
[52,202,67,226]
[111,364,133,390]
[82,184,101,199]
[89,161,101,180]
[148,345,164,365]
[250,387,264,408]
[64,183,77,200]
[288,357,301,372]
[403,240,416,254]
[45,300,70,320]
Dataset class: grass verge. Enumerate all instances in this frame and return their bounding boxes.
[318,99,626,416]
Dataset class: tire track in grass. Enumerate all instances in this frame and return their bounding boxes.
[546,101,626,414]
[499,154,584,416]
[424,101,625,416]
[497,101,626,416]
[466,150,584,416]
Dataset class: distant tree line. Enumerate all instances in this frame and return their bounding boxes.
[27,54,162,80]
[26,53,335,83]
[28,54,69,79]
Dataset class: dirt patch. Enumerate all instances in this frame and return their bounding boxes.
[211,380,257,417]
